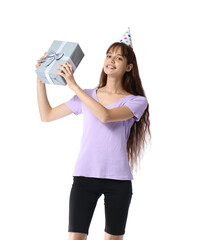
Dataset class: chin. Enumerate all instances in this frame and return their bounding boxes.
[104,68,116,76]
[105,72,116,77]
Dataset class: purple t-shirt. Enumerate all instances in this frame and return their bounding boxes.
[65,87,148,180]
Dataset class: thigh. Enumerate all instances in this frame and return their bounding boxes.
[103,180,133,236]
[68,177,102,235]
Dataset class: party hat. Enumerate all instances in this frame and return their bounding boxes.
[120,27,133,48]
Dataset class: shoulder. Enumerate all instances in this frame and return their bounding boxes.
[128,94,147,101]
[82,88,95,96]
[125,94,148,107]
[83,88,91,93]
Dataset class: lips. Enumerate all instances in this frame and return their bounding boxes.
[107,64,116,69]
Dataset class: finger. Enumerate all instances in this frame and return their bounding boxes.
[56,72,65,77]
[65,63,73,75]
[39,56,46,60]
[39,52,47,60]
[60,63,69,69]
[66,61,73,70]
[62,61,72,70]
[60,63,71,74]
[57,66,68,74]
[65,65,72,75]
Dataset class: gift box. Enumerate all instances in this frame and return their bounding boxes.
[35,40,84,86]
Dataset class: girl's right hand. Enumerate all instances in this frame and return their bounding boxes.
[35,52,47,69]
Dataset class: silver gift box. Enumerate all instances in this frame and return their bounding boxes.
[35,40,84,86]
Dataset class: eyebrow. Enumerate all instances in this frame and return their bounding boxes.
[107,51,123,57]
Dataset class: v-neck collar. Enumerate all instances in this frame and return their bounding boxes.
[94,87,134,108]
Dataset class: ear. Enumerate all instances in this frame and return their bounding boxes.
[126,63,133,72]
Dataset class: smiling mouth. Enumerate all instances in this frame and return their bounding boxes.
[107,65,116,69]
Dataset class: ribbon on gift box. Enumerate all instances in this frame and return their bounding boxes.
[37,50,64,67]
[37,41,76,84]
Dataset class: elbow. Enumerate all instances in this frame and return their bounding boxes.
[101,110,109,123]
[41,116,49,122]
[41,112,51,122]
[101,117,106,123]
[42,109,52,122]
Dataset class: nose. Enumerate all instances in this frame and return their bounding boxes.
[110,57,115,63]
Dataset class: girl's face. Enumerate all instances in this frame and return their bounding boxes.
[103,47,132,77]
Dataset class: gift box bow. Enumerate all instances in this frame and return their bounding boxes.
[36,40,84,85]
[37,50,64,67]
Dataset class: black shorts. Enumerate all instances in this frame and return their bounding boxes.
[68,176,133,236]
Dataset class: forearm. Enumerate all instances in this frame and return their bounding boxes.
[72,85,108,122]
[37,77,52,121]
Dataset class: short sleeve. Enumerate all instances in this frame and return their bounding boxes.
[124,95,148,121]
[64,94,82,115]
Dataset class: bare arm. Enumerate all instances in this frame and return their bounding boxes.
[37,77,51,121]
[37,77,73,122]
[72,85,108,122]
[36,52,73,122]
[104,97,148,122]
[105,106,134,122]
[72,85,135,123]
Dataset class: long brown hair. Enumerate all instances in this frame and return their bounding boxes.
[97,42,151,173]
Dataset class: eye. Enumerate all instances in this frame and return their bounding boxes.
[106,55,111,58]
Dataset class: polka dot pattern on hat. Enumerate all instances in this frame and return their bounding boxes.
[120,27,133,48]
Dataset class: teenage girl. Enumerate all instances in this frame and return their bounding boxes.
[35,41,151,240]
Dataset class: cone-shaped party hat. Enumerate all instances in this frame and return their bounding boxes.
[120,27,133,48]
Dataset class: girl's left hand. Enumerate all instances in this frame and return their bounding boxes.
[56,61,78,90]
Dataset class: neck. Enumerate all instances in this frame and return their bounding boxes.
[104,75,125,94]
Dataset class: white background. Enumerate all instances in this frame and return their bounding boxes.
[0,0,203,239]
